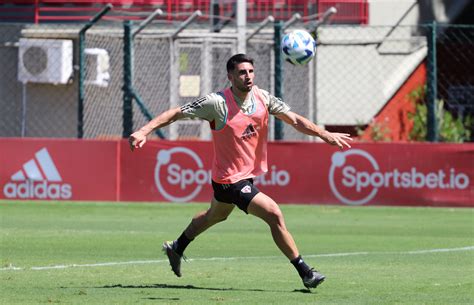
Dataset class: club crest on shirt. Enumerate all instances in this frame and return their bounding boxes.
[241,124,257,140]
[241,185,252,194]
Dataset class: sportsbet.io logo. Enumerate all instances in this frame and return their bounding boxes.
[154,147,210,202]
[329,149,470,205]
[154,147,291,202]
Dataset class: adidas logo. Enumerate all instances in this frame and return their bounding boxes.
[241,124,257,140]
[3,148,72,199]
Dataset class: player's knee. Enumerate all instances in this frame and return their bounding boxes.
[206,212,228,224]
[265,207,284,227]
[215,214,228,223]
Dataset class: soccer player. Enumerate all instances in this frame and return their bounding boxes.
[129,53,352,289]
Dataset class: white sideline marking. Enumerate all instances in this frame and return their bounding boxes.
[1,246,473,272]
[1,265,22,271]
[406,246,474,254]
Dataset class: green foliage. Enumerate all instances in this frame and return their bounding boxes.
[408,86,473,142]
[439,102,473,142]
[355,119,391,142]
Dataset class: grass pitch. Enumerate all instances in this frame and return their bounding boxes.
[1,200,473,305]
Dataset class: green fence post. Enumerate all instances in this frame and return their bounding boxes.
[132,90,165,138]
[426,21,439,142]
[123,11,165,139]
[130,8,165,139]
[78,4,112,139]
[274,20,284,140]
[123,20,134,138]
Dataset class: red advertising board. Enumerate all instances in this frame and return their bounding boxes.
[320,143,473,207]
[121,141,473,207]
[120,140,214,202]
[1,138,473,207]
[0,138,119,201]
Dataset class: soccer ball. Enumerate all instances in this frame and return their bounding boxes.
[281,30,316,65]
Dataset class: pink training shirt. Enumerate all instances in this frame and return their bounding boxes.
[211,86,269,184]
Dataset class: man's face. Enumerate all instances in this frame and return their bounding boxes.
[228,62,254,93]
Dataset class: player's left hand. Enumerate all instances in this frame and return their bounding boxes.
[323,132,352,149]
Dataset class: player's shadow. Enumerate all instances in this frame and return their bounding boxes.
[98,283,312,294]
[100,283,267,292]
[142,297,180,301]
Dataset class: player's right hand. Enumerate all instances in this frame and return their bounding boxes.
[129,131,147,152]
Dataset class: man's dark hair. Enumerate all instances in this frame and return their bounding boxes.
[226,54,254,73]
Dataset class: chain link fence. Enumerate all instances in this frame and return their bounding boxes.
[0,24,80,138]
[0,24,24,137]
[83,29,124,139]
[0,22,472,141]
[436,25,474,123]
[315,25,427,126]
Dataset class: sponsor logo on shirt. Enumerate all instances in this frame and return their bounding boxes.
[241,124,257,140]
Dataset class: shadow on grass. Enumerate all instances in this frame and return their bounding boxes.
[96,283,313,294]
[142,297,180,301]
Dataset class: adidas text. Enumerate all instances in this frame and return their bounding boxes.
[3,180,72,199]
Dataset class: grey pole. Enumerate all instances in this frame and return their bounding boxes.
[236,0,247,53]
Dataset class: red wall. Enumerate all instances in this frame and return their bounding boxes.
[1,138,472,207]
[359,62,426,142]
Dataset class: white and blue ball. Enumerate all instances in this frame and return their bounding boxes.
[281,30,316,65]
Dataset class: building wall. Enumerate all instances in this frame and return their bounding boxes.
[369,0,419,25]
[0,25,78,138]
[368,0,472,25]
[315,25,427,126]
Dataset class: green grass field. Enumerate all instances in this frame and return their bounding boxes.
[1,201,473,305]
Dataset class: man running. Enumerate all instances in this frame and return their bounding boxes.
[129,53,352,289]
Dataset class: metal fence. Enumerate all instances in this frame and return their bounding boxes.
[0,22,472,142]
[0,24,24,137]
[435,25,474,128]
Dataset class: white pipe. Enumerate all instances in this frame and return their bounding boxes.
[172,10,202,39]
[133,9,163,37]
[307,7,337,32]
[236,0,246,53]
[283,13,301,30]
[246,15,274,41]
[21,82,27,137]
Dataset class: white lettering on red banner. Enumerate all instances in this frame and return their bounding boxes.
[153,146,291,202]
[154,147,210,202]
[3,147,72,199]
[254,165,291,186]
[329,149,470,205]
[1,139,471,206]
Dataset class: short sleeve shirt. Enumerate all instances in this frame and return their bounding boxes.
[180,87,290,130]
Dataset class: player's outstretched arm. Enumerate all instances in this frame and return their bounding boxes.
[276,111,352,149]
[129,107,184,151]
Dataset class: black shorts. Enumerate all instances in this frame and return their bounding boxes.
[211,178,260,213]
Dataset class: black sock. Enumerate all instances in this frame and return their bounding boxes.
[290,255,312,278]
[174,232,194,256]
